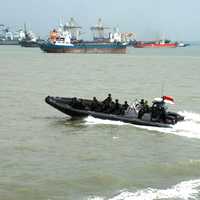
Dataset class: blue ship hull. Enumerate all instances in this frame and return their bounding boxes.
[40,41,127,53]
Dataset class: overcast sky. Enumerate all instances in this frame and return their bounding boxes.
[1,0,200,40]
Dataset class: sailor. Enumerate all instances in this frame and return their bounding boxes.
[140,99,145,106]
[138,107,145,119]
[91,97,102,112]
[103,93,112,104]
[151,99,165,122]
[137,99,146,119]
[113,99,121,115]
[122,101,129,110]
[71,97,85,109]
[71,97,79,108]
[78,99,87,109]
[160,105,167,122]
[102,93,113,113]
[144,100,150,113]
[121,101,129,114]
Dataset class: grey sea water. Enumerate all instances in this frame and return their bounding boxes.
[0,46,200,200]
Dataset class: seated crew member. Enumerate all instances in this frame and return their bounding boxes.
[113,99,121,115]
[121,101,129,114]
[138,107,145,119]
[160,105,167,123]
[71,97,85,109]
[151,101,159,121]
[138,99,150,119]
[140,99,145,107]
[144,100,150,113]
[150,99,165,122]
[103,93,112,104]
[102,94,113,113]
[91,97,102,112]
[76,98,86,109]
[137,99,146,119]
[71,97,78,108]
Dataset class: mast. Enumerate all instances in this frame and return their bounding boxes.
[24,23,27,34]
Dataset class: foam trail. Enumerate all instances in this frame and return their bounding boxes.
[179,111,200,122]
[84,111,200,139]
[137,111,200,139]
[84,116,126,126]
[88,179,200,200]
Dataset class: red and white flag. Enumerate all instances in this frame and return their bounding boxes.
[163,96,175,104]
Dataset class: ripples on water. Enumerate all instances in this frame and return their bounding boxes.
[1,46,200,200]
[84,111,200,200]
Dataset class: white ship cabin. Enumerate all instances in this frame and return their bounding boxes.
[49,29,73,46]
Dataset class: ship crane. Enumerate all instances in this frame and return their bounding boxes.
[90,18,110,41]
[63,17,82,40]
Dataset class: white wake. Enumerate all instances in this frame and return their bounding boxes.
[88,179,200,200]
[84,116,126,126]
[84,111,200,139]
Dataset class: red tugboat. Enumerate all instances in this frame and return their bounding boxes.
[134,39,177,48]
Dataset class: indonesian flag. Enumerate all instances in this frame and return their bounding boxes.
[163,96,175,104]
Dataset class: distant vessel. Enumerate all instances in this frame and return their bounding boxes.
[20,24,42,47]
[176,41,190,47]
[133,39,177,48]
[91,18,135,45]
[0,24,25,45]
[40,18,127,54]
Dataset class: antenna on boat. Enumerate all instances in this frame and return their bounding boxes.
[161,82,165,97]
[59,16,64,27]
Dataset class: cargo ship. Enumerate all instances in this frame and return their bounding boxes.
[133,39,177,48]
[40,18,127,54]
[0,24,25,45]
[20,24,43,47]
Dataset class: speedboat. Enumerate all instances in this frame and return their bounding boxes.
[45,95,184,128]
[176,42,190,47]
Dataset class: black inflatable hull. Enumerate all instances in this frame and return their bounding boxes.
[45,96,185,128]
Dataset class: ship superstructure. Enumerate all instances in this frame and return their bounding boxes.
[58,17,82,41]
[0,24,25,45]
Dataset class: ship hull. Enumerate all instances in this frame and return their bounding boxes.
[20,41,40,47]
[134,43,177,48]
[0,40,20,45]
[40,42,127,54]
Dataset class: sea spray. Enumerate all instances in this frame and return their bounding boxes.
[88,179,200,200]
[85,116,126,126]
[84,111,200,139]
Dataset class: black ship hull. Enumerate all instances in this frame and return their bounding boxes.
[20,40,40,47]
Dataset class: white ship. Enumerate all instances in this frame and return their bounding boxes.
[0,24,25,45]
